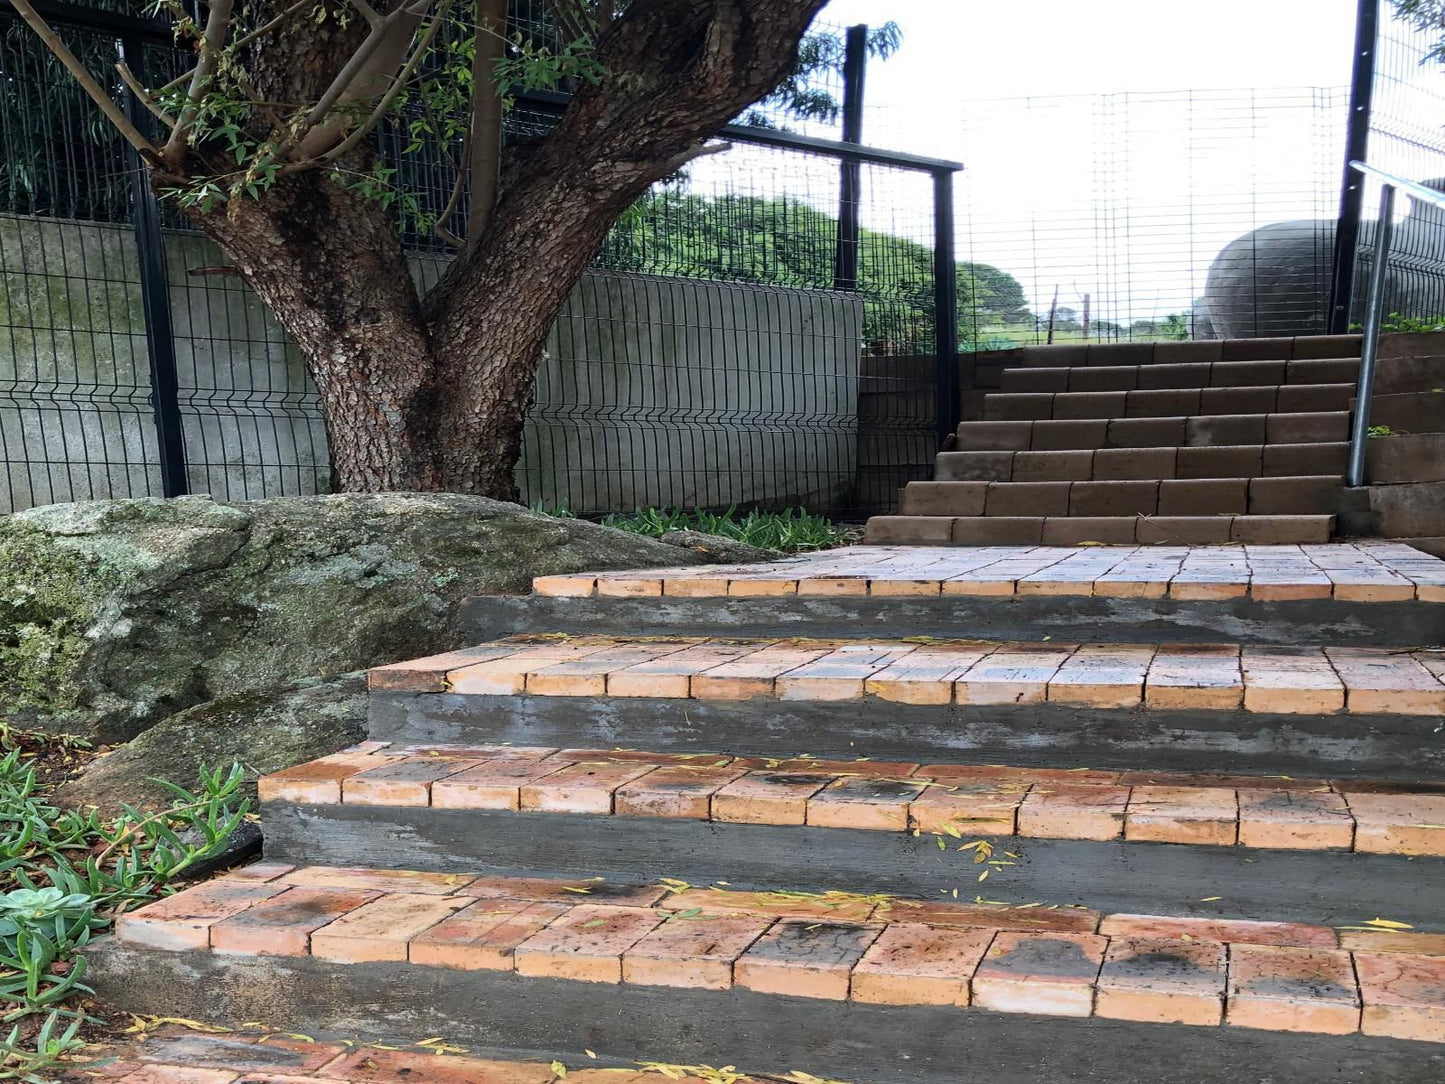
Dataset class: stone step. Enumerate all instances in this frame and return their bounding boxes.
[1000,357,1360,393]
[937,443,1350,483]
[92,861,1445,1081]
[899,477,1343,519]
[982,385,1355,422]
[366,634,1445,780]
[957,412,1350,451]
[467,543,1445,648]
[866,514,1338,546]
[1003,334,1361,369]
[258,742,1445,927]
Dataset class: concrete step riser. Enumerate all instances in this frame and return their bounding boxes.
[367,692,1445,783]
[995,335,1361,370]
[983,385,1355,422]
[460,593,1441,648]
[261,801,1445,930]
[957,414,1350,451]
[866,514,1337,546]
[1361,392,1445,435]
[938,444,1350,483]
[900,479,1343,519]
[1001,359,1360,393]
[89,944,1430,1084]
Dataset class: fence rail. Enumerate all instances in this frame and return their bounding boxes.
[0,0,962,519]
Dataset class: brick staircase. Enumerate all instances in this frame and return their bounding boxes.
[87,545,1445,1083]
[867,333,1445,546]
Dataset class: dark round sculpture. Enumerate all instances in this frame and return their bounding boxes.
[1200,178,1445,339]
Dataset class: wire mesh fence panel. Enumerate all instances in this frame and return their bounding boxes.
[0,15,167,512]
[957,87,1349,345]
[1354,9,1445,325]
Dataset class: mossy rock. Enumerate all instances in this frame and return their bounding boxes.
[56,673,369,810]
[1,492,704,742]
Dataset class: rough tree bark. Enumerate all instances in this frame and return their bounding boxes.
[170,0,829,498]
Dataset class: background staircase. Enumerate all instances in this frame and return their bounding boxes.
[87,545,1445,1083]
[867,333,1445,547]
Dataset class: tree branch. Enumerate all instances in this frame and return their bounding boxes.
[466,0,507,249]
[161,0,237,170]
[287,0,455,170]
[546,0,590,42]
[286,0,435,160]
[346,0,385,28]
[7,0,159,156]
[657,139,730,174]
[116,61,178,128]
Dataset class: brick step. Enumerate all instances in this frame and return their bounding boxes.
[900,477,1343,519]
[866,513,1338,546]
[957,412,1350,451]
[366,635,1445,780]
[258,742,1445,927]
[93,861,1445,1078]
[999,334,1360,369]
[82,1027,777,1084]
[982,384,1354,422]
[470,543,1445,648]
[73,1017,1432,1084]
[1000,357,1359,393]
[937,443,1351,483]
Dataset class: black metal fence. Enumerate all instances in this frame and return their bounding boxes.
[0,1,962,519]
[1330,0,1445,330]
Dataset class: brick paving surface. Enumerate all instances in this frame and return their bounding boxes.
[112,864,1445,1042]
[527,543,1445,603]
[259,743,1445,856]
[369,635,1445,717]
[62,1027,764,1084]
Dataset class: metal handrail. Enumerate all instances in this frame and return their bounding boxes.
[1343,161,1445,487]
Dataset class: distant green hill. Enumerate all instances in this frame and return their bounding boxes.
[596,192,1031,353]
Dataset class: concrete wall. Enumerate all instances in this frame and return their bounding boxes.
[0,215,863,514]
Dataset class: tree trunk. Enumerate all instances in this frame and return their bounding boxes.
[165,0,830,500]
[187,171,445,492]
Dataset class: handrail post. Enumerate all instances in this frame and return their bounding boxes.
[832,23,866,292]
[933,168,960,446]
[1329,0,1380,334]
[1347,182,1395,487]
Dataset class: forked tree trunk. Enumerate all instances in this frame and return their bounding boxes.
[190,172,447,492]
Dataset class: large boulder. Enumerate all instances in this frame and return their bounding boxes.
[0,492,705,742]
[56,673,369,811]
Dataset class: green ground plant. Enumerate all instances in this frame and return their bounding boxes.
[0,740,248,1077]
[602,506,852,553]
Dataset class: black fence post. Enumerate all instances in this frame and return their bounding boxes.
[118,35,188,496]
[1328,0,1380,334]
[832,23,867,291]
[933,168,960,446]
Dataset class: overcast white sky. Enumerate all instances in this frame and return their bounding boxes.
[805,0,1368,322]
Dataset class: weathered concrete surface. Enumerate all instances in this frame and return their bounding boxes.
[261,800,1445,929]
[59,674,367,810]
[1364,481,1445,537]
[369,691,1445,782]
[0,492,705,741]
[1367,433,1445,483]
[461,591,1445,647]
